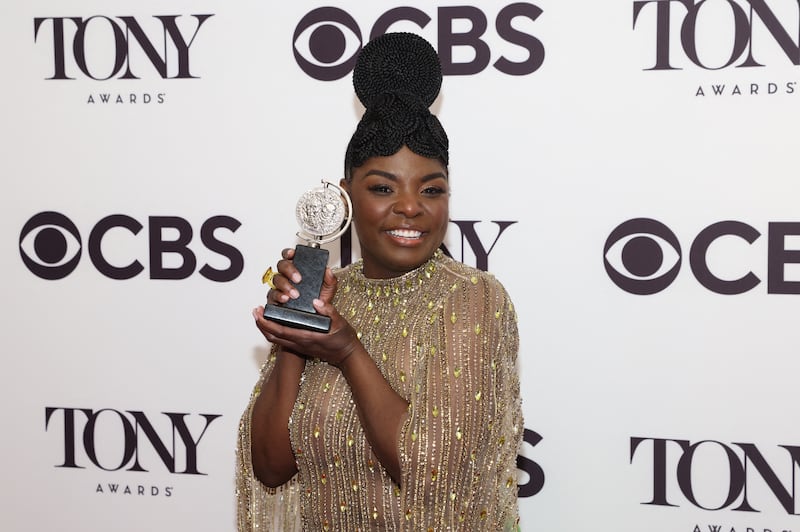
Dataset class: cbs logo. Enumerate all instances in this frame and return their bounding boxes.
[19,211,243,281]
[293,4,545,81]
[604,218,800,295]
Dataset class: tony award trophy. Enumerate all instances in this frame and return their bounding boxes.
[262,180,352,333]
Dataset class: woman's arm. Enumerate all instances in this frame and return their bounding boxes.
[248,340,305,488]
[254,264,409,485]
[397,273,523,529]
[336,344,409,484]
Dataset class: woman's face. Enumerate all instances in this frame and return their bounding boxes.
[342,145,449,279]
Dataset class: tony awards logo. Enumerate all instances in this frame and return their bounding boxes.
[263,181,352,332]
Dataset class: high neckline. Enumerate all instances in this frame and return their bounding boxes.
[344,249,444,294]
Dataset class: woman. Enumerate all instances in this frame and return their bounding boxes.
[237,32,523,531]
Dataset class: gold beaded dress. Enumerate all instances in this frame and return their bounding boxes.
[236,250,523,531]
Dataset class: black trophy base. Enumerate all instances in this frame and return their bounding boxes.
[262,304,331,333]
[262,244,331,333]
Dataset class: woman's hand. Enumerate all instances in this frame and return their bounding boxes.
[266,248,301,304]
[255,250,360,367]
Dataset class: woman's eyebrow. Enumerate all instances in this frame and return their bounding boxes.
[362,170,447,182]
[364,169,397,181]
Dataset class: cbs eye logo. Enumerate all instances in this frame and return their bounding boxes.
[19,211,243,281]
[292,5,546,80]
[603,218,681,295]
[293,7,362,82]
[605,218,800,295]
[19,212,83,280]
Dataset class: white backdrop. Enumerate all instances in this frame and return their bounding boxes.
[2,1,799,530]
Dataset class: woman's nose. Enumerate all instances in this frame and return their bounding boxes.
[392,191,423,217]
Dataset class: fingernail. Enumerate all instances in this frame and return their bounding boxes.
[292,273,301,283]
[290,289,300,299]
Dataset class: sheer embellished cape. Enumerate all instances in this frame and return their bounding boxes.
[237,251,523,531]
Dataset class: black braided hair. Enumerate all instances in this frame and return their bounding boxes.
[344,32,449,179]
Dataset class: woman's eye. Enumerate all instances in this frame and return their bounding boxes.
[423,186,446,195]
[368,184,393,194]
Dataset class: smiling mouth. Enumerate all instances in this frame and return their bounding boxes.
[387,229,423,239]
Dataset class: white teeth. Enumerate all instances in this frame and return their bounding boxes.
[388,229,422,239]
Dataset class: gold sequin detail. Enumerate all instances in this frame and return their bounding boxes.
[234,249,522,530]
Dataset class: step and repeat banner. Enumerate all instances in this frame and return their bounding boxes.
[2,1,798,530]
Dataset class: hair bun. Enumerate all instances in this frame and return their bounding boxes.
[352,32,442,109]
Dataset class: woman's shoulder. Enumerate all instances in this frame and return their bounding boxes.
[436,253,510,297]
[437,254,519,348]
[332,262,353,278]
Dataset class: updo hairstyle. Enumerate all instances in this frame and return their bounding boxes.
[344,32,449,180]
